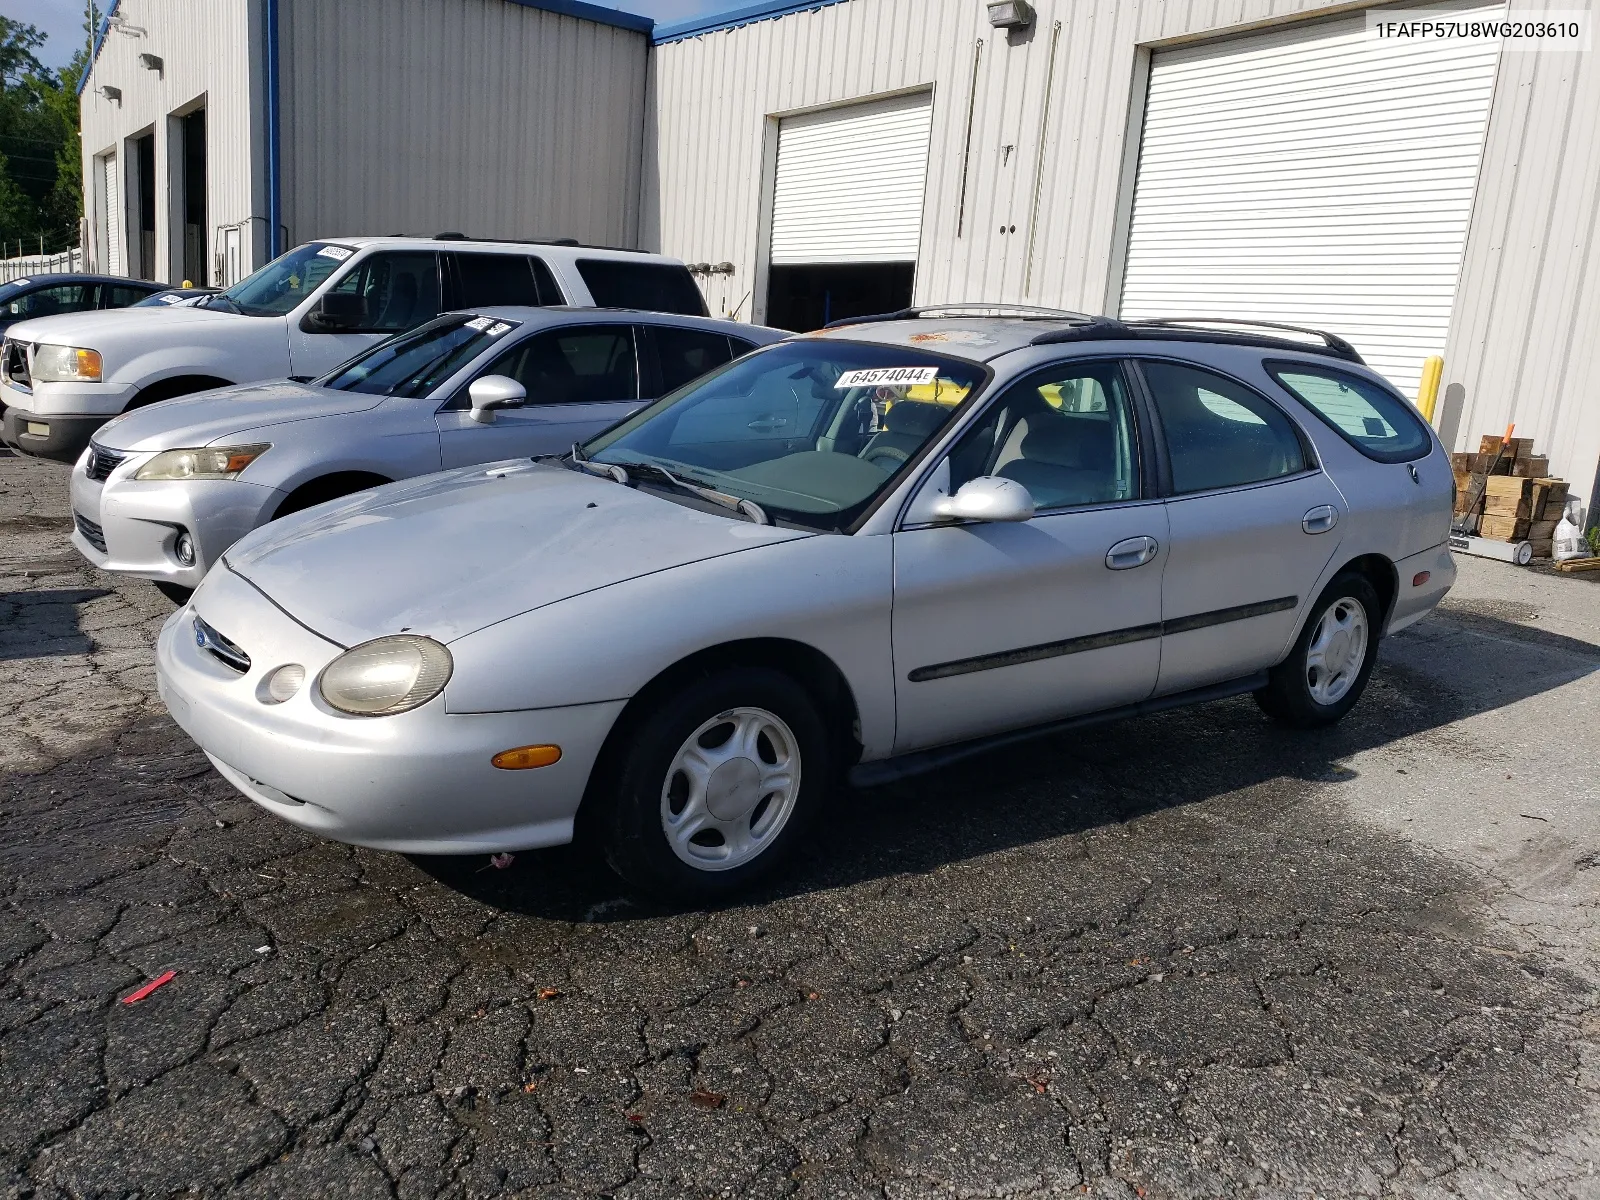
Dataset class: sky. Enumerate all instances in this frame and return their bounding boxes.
[5,0,748,70]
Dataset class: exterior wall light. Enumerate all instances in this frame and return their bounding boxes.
[98,85,122,103]
[138,53,163,74]
[987,1,1036,28]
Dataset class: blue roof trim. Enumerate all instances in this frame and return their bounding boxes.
[653,0,851,44]
[504,0,654,33]
[74,0,121,97]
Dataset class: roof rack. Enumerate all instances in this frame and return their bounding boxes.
[1031,315,1364,363]
[408,233,636,252]
[826,302,1096,329]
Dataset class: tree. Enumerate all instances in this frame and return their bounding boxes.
[0,16,84,257]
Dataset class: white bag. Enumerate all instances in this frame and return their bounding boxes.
[1553,498,1591,561]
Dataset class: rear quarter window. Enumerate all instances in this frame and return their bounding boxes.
[1267,362,1432,464]
[575,259,707,317]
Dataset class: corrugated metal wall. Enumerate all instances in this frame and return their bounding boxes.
[1438,1,1600,503]
[278,0,648,248]
[79,0,267,285]
[644,0,1365,322]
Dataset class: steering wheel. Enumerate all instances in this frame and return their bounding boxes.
[862,446,909,472]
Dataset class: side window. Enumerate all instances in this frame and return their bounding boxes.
[529,257,564,305]
[1141,361,1307,494]
[728,336,758,357]
[1268,362,1431,464]
[574,259,707,316]
[649,325,736,396]
[487,326,638,404]
[327,252,441,333]
[8,284,95,318]
[943,361,1140,510]
[103,284,153,308]
[453,254,543,307]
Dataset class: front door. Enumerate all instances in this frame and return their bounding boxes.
[1136,358,1347,696]
[437,324,645,468]
[287,251,443,378]
[891,360,1167,753]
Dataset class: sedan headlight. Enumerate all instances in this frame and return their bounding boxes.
[135,444,271,481]
[31,344,103,383]
[318,636,453,716]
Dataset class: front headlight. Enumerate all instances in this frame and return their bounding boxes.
[318,636,453,716]
[31,344,103,383]
[135,444,271,481]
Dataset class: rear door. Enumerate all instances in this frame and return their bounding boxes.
[1138,358,1346,696]
[436,323,643,467]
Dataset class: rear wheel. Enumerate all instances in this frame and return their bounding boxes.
[1255,573,1381,729]
[599,667,830,901]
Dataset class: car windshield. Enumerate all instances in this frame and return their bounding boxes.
[583,340,987,532]
[318,314,517,398]
[211,243,356,317]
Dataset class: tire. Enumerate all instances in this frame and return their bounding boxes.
[1255,572,1382,729]
[598,667,831,902]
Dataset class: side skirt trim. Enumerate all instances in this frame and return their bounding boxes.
[847,672,1270,788]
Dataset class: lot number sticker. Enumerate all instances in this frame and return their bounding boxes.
[316,245,355,261]
[835,366,941,389]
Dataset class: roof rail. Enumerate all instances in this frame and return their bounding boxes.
[1030,315,1365,363]
[826,302,1097,329]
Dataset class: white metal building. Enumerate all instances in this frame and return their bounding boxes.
[78,0,649,287]
[76,0,1600,505]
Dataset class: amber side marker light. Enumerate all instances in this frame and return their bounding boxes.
[492,745,562,770]
[1413,571,1431,587]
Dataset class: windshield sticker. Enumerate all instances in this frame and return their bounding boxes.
[835,366,941,390]
[909,330,997,347]
[158,293,184,304]
[488,322,513,336]
[316,245,354,262]
[464,316,494,331]
[11,278,28,286]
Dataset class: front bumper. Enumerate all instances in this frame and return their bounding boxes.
[1387,541,1457,635]
[155,564,625,854]
[1,380,139,462]
[2,405,105,462]
[68,450,284,589]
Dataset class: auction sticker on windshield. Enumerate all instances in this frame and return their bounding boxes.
[835,366,941,389]
[317,245,355,261]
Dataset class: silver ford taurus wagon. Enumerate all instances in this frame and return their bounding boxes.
[156,306,1455,900]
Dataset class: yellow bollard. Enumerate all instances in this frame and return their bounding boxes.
[1417,355,1444,424]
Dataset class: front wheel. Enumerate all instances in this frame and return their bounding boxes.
[1255,573,1381,729]
[598,667,831,902]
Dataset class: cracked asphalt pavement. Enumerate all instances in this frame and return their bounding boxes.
[2,447,1599,1198]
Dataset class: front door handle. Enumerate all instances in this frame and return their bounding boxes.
[747,416,790,433]
[1106,536,1159,570]
[1302,505,1339,535]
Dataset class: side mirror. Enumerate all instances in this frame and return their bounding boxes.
[304,292,367,332]
[467,374,527,424]
[933,476,1036,523]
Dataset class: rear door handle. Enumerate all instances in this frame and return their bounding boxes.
[1302,505,1339,534]
[1106,536,1159,570]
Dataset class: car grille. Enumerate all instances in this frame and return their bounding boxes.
[192,614,251,673]
[85,444,126,482]
[1,340,30,389]
[73,511,107,553]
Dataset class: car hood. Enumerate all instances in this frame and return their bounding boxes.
[92,380,386,452]
[4,302,249,350]
[222,461,814,645]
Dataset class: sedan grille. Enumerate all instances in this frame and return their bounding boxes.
[73,511,106,553]
[85,444,126,482]
[192,614,251,673]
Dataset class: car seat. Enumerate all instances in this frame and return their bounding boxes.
[857,400,948,471]
[992,407,1116,508]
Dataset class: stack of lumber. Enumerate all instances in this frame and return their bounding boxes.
[1452,435,1569,558]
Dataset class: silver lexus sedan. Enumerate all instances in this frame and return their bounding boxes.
[68,308,784,595]
[155,309,1456,900]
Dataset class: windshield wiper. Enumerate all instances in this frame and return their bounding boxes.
[593,457,769,525]
[201,292,243,314]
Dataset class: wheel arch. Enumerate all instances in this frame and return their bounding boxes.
[127,374,234,408]
[272,470,393,519]
[1333,552,1399,632]
[574,637,864,838]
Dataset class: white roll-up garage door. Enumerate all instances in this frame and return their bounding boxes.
[770,93,934,266]
[1119,5,1503,396]
[102,153,123,276]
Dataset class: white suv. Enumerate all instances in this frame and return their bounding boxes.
[0,237,708,462]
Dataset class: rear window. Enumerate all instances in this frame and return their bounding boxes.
[576,259,707,316]
[1267,362,1431,464]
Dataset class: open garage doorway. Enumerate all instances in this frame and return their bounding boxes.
[173,106,207,285]
[763,93,932,333]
